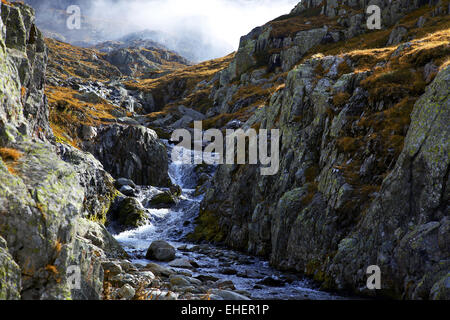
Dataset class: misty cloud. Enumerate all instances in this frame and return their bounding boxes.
[94,1,296,43]
[26,0,299,61]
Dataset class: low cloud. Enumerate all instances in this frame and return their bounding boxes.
[87,0,299,60]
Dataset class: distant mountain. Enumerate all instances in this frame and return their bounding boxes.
[118,29,233,63]
[22,0,233,62]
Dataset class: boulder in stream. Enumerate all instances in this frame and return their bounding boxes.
[109,197,147,231]
[146,240,176,262]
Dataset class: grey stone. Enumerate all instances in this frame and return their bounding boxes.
[146,241,176,262]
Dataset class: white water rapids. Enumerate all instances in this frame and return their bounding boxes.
[113,144,344,300]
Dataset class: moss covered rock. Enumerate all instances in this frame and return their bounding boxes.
[111,197,147,231]
[0,237,21,300]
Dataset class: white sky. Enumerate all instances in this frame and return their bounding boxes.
[91,0,299,51]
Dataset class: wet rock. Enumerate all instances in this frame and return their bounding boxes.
[195,275,219,283]
[144,263,175,277]
[239,270,263,279]
[146,241,176,262]
[257,277,285,287]
[115,178,137,189]
[221,268,238,275]
[215,280,236,290]
[150,190,177,207]
[118,260,138,273]
[169,275,191,287]
[109,197,147,231]
[119,185,136,197]
[169,258,194,269]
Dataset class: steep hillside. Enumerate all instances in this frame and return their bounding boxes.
[186,0,450,300]
[0,1,126,299]
[44,36,190,148]
[0,1,171,299]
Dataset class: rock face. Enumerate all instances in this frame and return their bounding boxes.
[191,0,449,300]
[86,124,172,187]
[0,2,125,300]
[1,2,51,140]
[0,237,21,300]
[196,61,449,299]
[215,0,441,87]
[330,66,450,299]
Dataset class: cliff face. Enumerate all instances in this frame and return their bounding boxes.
[191,0,450,299]
[0,2,125,300]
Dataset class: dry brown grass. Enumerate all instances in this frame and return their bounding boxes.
[0,148,23,175]
[126,53,235,112]
[332,92,351,108]
[45,38,122,81]
[337,60,352,77]
[0,148,23,162]
[268,5,346,39]
[46,86,124,148]
[45,264,59,275]
[301,4,450,68]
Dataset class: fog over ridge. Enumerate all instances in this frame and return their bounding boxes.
[26,0,300,61]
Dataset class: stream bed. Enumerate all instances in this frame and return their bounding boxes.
[113,145,346,300]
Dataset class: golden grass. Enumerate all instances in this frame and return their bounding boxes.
[46,86,123,148]
[0,147,23,175]
[301,4,450,67]
[0,148,23,162]
[45,38,122,81]
[127,53,234,114]
[332,92,351,108]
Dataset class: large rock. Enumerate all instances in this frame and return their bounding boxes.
[108,197,147,231]
[0,4,126,300]
[145,241,176,262]
[330,65,450,299]
[86,124,172,187]
[1,2,51,140]
[0,237,21,300]
[57,143,119,223]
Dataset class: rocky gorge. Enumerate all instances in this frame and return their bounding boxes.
[0,0,449,301]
